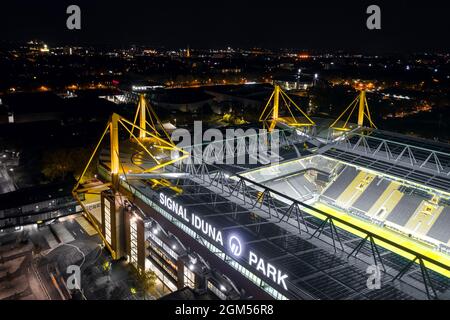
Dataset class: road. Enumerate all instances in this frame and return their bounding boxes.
[0,164,15,194]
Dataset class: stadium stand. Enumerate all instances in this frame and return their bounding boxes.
[404,202,442,236]
[288,174,316,195]
[370,187,403,220]
[242,156,340,185]
[386,193,423,226]
[244,152,450,251]
[336,172,375,208]
[352,177,390,213]
[322,166,358,201]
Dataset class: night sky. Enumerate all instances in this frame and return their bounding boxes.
[1,0,449,52]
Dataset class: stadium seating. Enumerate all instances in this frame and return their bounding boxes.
[405,204,443,236]
[266,174,317,201]
[335,172,375,208]
[426,206,450,244]
[352,177,390,213]
[385,194,424,227]
[241,155,339,184]
[365,182,399,218]
[322,166,358,201]
[244,155,450,248]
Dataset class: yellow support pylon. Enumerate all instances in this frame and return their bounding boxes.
[358,90,366,127]
[139,95,146,139]
[110,113,120,188]
[259,84,315,132]
[72,112,189,260]
[330,89,376,131]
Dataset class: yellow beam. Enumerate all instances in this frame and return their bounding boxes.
[120,117,186,153]
[139,94,146,139]
[130,99,140,139]
[143,153,189,173]
[260,85,314,132]
[365,98,377,128]
[110,113,120,176]
[329,94,359,129]
[289,123,315,127]
[119,119,161,164]
[259,90,275,122]
[280,91,297,123]
[273,85,280,121]
[147,102,173,143]
[72,192,117,259]
[131,94,174,144]
[268,120,277,133]
[342,99,358,129]
[75,182,111,194]
[73,121,111,192]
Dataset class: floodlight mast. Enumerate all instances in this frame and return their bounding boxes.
[357,89,366,127]
[330,88,376,131]
[72,96,188,259]
[139,94,147,139]
[110,113,120,188]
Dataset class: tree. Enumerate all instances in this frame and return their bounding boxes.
[41,147,96,182]
[134,269,157,300]
[141,270,157,299]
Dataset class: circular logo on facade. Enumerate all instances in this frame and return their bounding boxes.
[228,235,242,257]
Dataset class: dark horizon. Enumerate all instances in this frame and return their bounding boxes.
[1,0,449,53]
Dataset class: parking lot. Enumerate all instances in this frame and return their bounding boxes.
[0,214,144,300]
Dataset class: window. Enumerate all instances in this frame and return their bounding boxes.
[208,281,227,300]
[130,219,138,266]
[120,179,290,300]
[184,265,195,289]
[145,259,177,292]
[104,200,112,244]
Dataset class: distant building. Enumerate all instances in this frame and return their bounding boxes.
[150,88,214,113]
[273,73,316,91]
[104,197,243,299]
[0,179,78,229]
[0,91,120,124]
[0,92,65,124]
[204,83,272,114]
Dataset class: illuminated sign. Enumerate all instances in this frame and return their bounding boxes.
[249,251,288,290]
[159,193,223,246]
[228,235,243,257]
[159,192,289,291]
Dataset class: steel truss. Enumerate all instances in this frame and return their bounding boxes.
[185,128,311,167]
[347,235,386,272]
[332,130,450,176]
[178,160,450,299]
[391,256,438,300]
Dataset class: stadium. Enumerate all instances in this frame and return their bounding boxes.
[74,85,450,300]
